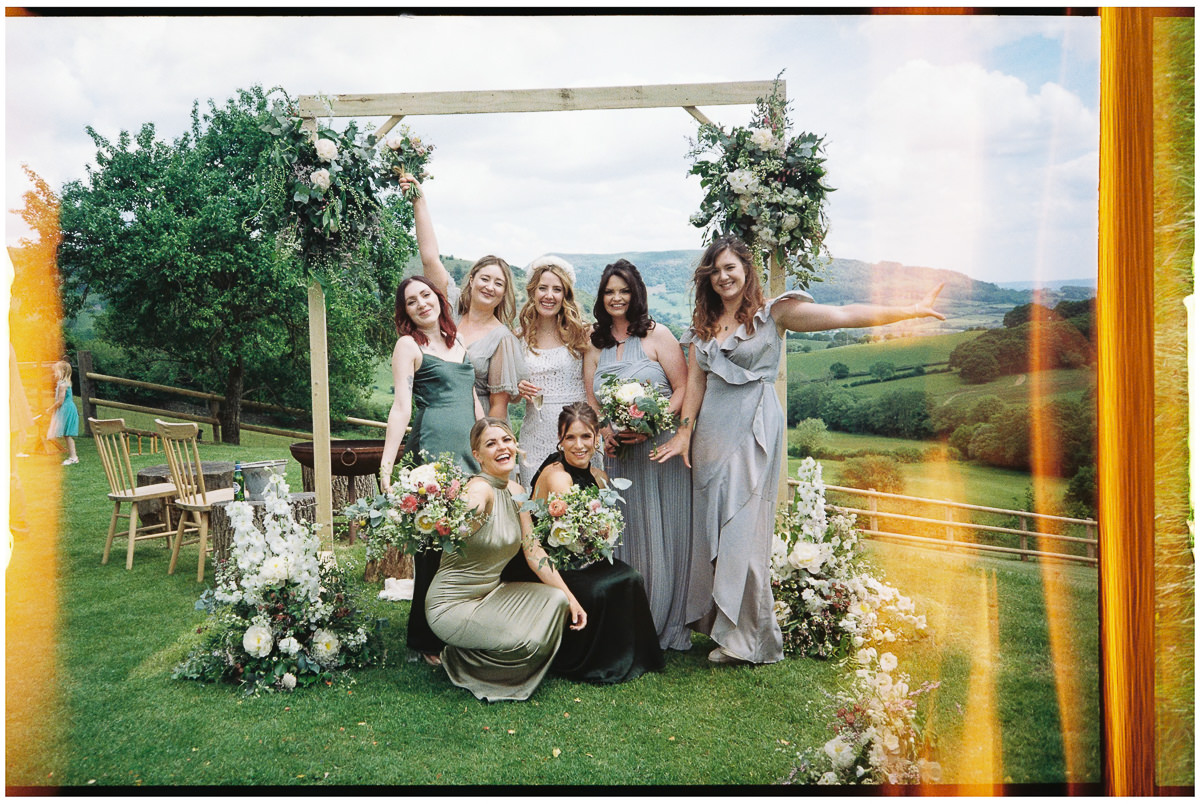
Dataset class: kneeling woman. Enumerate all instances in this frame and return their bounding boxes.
[502,403,665,684]
[426,418,587,702]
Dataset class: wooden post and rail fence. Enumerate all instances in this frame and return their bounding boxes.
[74,350,386,442]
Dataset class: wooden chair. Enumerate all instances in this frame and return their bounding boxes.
[90,417,180,570]
[156,419,234,582]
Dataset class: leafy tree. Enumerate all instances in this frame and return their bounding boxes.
[1064,464,1097,517]
[954,349,1001,384]
[788,417,828,458]
[1003,302,1060,329]
[58,86,413,443]
[969,395,1006,424]
[9,166,64,365]
[949,423,978,456]
[869,360,896,382]
[829,361,850,379]
[840,455,904,494]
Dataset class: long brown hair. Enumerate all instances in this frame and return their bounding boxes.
[458,255,517,327]
[691,235,765,341]
[395,275,457,349]
[517,258,589,359]
[591,259,654,350]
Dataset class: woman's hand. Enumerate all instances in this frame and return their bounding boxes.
[396,171,422,195]
[566,595,588,631]
[912,283,946,321]
[517,379,541,403]
[651,428,690,467]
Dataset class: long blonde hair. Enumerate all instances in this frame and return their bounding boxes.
[517,258,589,359]
[459,255,517,327]
[53,360,72,385]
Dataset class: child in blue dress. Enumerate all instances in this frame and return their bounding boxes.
[48,360,79,465]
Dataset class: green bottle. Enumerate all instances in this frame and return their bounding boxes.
[233,461,245,501]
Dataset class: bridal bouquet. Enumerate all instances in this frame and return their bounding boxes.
[596,374,677,447]
[521,478,631,571]
[375,124,435,201]
[344,452,474,561]
[173,473,380,694]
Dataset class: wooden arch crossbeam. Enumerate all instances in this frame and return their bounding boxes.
[296,80,788,546]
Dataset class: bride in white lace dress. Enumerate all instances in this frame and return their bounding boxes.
[514,257,598,488]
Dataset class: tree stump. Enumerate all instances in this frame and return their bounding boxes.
[137,461,234,528]
[364,546,413,583]
[209,493,317,565]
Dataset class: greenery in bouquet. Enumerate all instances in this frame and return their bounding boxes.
[374,123,435,202]
[258,98,386,281]
[520,478,632,571]
[595,374,677,447]
[771,458,928,658]
[173,473,381,694]
[344,452,475,562]
[687,71,832,288]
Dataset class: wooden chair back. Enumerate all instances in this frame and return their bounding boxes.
[90,417,139,496]
[155,419,208,505]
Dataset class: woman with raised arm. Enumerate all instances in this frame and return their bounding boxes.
[512,257,597,488]
[426,417,586,702]
[654,235,944,665]
[380,275,484,667]
[501,402,663,683]
[398,173,526,421]
[583,259,693,652]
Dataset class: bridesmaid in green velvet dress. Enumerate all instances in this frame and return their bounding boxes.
[426,418,587,702]
[381,275,484,666]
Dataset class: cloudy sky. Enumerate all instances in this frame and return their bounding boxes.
[5,11,1100,285]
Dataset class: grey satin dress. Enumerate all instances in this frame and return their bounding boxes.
[681,290,812,665]
[594,334,694,651]
[426,473,570,702]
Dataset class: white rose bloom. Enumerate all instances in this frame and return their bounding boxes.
[312,629,341,665]
[726,168,759,195]
[823,735,855,769]
[882,730,901,753]
[242,624,273,658]
[281,672,297,690]
[314,138,338,162]
[750,128,776,151]
[385,134,405,151]
[260,555,289,584]
[817,771,839,786]
[278,636,301,656]
[787,541,827,574]
[409,463,439,488]
[614,382,644,405]
[781,213,800,231]
[856,647,877,666]
[879,652,898,673]
[310,168,332,191]
[883,629,896,643]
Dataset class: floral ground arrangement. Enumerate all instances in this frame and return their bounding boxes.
[6,437,1101,787]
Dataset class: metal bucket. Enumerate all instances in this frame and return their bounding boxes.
[241,460,287,501]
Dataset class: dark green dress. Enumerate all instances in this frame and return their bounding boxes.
[407,351,480,656]
[501,452,664,684]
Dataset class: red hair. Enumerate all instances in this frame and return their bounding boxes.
[394,276,457,348]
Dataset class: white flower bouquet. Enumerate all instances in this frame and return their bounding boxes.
[520,478,631,571]
[595,374,677,455]
[344,452,474,562]
[375,123,435,200]
[173,473,379,693]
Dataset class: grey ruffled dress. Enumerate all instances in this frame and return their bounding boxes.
[426,472,570,702]
[593,335,694,651]
[681,290,812,665]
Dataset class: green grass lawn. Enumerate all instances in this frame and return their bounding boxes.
[5,418,1100,788]
[786,331,981,380]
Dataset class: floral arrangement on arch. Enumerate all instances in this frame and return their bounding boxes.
[520,478,632,571]
[595,374,677,455]
[259,98,389,280]
[173,473,380,694]
[687,71,832,288]
[343,452,476,563]
[375,124,435,201]
[773,457,940,785]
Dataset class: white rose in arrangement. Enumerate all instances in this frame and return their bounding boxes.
[385,134,405,151]
[879,652,898,673]
[614,382,644,405]
[750,127,778,152]
[781,213,800,231]
[310,168,332,191]
[773,599,792,625]
[409,463,439,488]
[856,646,877,666]
[881,730,901,754]
[314,138,339,162]
[260,555,289,585]
[312,629,341,664]
[242,624,273,659]
[281,672,297,690]
[823,735,855,769]
[817,771,839,786]
[787,541,828,575]
[278,636,301,656]
[726,168,759,195]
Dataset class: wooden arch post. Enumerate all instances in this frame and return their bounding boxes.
[297,80,786,545]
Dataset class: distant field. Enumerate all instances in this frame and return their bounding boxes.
[787,331,981,379]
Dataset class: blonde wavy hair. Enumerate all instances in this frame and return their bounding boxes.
[458,255,517,327]
[517,257,589,359]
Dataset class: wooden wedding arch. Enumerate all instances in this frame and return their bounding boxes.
[296,79,792,539]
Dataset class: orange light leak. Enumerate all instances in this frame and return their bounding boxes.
[6,166,65,788]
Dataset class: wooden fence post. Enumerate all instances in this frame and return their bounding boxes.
[1086,522,1096,561]
[944,505,955,549]
[77,350,95,434]
[208,399,222,444]
[868,490,878,533]
[1020,515,1029,561]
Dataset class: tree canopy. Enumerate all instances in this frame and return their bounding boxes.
[58,86,414,442]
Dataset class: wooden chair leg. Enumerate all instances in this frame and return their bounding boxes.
[102,501,120,565]
[163,501,174,547]
[169,512,188,575]
[196,513,209,583]
[125,501,140,570]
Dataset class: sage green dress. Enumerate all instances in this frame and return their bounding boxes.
[426,473,570,702]
[406,351,481,656]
